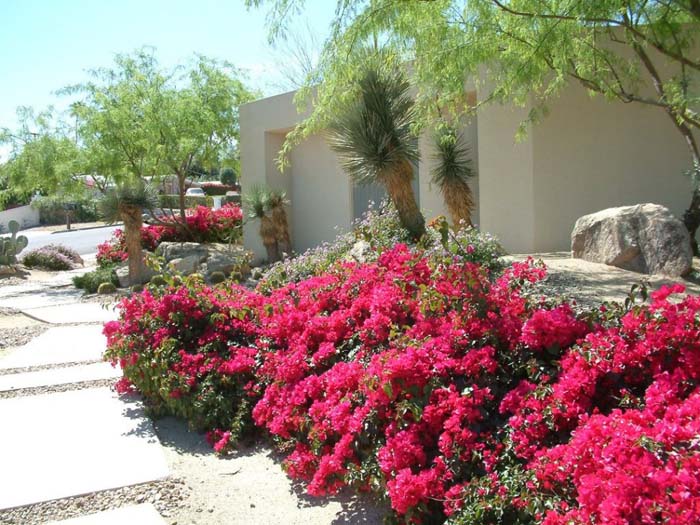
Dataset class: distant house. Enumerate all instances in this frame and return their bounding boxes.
[240,82,696,262]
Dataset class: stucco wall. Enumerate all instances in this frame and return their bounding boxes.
[240,91,306,262]
[240,91,352,261]
[531,83,697,252]
[476,101,537,254]
[0,205,40,232]
[289,134,354,253]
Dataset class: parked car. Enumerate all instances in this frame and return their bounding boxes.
[185,187,205,197]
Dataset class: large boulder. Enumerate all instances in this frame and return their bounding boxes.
[571,203,692,276]
[169,255,201,275]
[116,264,156,288]
[156,242,208,263]
[157,242,251,281]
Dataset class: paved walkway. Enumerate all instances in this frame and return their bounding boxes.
[0,281,169,525]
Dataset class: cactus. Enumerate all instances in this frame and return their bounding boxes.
[0,220,29,267]
[208,271,227,284]
[97,282,117,295]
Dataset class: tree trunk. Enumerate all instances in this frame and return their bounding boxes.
[121,204,144,286]
[683,184,700,256]
[177,172,187,224]
[271,206,292,256]
[442,178,474,229]
[631,39,700,255]
[383,161,426,241]
[260,215,279,263]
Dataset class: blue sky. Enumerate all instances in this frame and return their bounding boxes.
[0,0,334,148]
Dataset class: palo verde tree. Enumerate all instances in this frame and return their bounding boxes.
[65,48,258,225]
[0,106,83,204]
[249,0,700,251]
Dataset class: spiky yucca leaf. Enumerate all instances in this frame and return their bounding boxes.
[432,128,475,228]
[327,67,418,185]
[242,184,272,219]
[431,128,473,187]
[99,178,159,223]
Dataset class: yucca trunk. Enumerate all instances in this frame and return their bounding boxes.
[260,215,279,263]
[384,161,425,240]
[120,204,145,285]
[442,178,475,229]
[271,206,292,256]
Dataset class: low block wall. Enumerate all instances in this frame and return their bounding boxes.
[0,205,40,232]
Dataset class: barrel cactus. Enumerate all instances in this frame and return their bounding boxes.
[0,220,29,267]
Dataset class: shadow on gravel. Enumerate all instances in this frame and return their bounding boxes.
[152,415,389,524]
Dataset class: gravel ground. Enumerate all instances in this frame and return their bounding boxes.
[0,377,115,400]
[0,478,187,525]
[0,325,49,351]
[0,277,26,287]
[0,359,103,377]
[508,253,700,309]
[152,417,388,525]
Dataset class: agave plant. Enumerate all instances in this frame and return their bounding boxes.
[100,178,158,285]
[268,189,292,257]
[243,184,279,263]
[327,65,425,240]
[431,128,475,229]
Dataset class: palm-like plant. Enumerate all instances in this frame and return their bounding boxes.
[327,66,426,240]
[432,128,475,229]
[243,185,279,263]
[100,179,158,285]
[268,189,292,257]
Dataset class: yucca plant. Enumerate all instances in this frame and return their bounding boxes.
[327,66,425,240]
[243,184,279,263]
[432,128,475,229]
[100,178,158,286]
[268,189,292,257]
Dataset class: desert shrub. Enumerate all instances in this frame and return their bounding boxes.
[259,203,503,292]
[199,182,237,196]
[73,265,119,293]
[104,277,260,441]
[22,244,83,271]
[158,194,214,209]
[32,196,99,225]
[105,244,700,524]
[96,204,243,267]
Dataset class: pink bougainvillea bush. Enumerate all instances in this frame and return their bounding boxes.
[103,244,700,525]
[97,204,243,267]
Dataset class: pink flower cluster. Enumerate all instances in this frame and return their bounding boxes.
[104,246,700,525]
[97,204,242,266]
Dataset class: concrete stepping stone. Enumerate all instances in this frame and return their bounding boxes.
[0,362,121,392]
[23,302,119,325]
[0,325,106,370]
[0,387,169,510]
[0,288,83,310]
[47,504,166,525]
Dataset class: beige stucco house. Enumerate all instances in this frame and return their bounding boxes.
[240,82,696,262]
